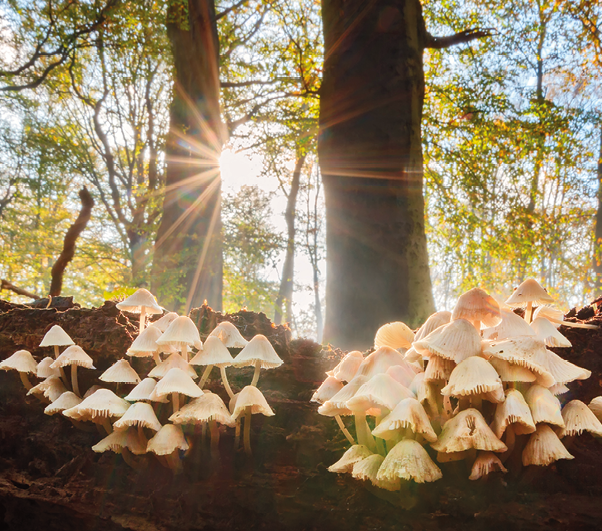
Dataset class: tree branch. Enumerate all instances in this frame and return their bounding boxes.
[425,28,494,50]
[0,279,40,300]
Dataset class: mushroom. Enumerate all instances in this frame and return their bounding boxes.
[0,350,38,390]
[37,357,60,379]
[149,352,198,380]
[146,424,189,470]
[125,378,169,403]
[373,321,414,350]
[505,278,554,323]
[377,439,443,484]
[530,317,571,348]
[232,334,283,387]
[127,324,168,365]
[209,321,248,348]
[190,335,235,397]
[352,454,401,491]
[310,376,344,405]
[116,288,163,335]
[413,311,452,342]
[482,308,535,340]
[92,427,147,468]
[413,319,481,364]
[28,375,67,403]
[328,444,373,473]
[451,287,502,332]
[372,397,437,445]
[39,324,74,386]
[152,312,179,332]
[113,401,162,447]
[156,316,202,361]
[522,424,573,466]
[523,385,564,428]
[151,367,202,413]
[558,400,602,438]
[44,391,82,417]
[63,388,130,434]
[469,452,508,480]
[326,351,364,382]
[355,346,407,379]
[99,359,141,389]
[50,345,95,397]
[231,385,274,455]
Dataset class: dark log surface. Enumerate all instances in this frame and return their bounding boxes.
[0,300,602,530]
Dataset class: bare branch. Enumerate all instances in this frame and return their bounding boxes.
[0,279,40,300]
[215,0,249,21]
[425,28,494,50]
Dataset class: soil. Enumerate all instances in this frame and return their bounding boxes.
[0,300,601,530]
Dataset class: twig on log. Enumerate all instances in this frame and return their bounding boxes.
[49,187,94,296]
[0,279,40,299]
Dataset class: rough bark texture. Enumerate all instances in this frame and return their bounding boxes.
[319,0,435,348]
[152,0,224,313]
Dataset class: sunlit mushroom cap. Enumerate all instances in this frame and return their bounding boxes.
[441,357,504,402]
[374,321,414,350]
[431,408,507,453]
[531,318,571,348]
[413,319,481,363]
[116,288,162,314]
[208,321,248,348]
[63,389,130,421]
[51,345,95,369]
[156,316,202,348]
[189,336,234,367]
[0,350,37,374]
[127,324,163,357]
[524,385,564,427]
[169,392,235,427]
[317,375,369,416]
[409,373,430,406]
[328,444,373,473]
[559,400,602,437]
[148,353,198,380]
[372,398,437,442]
[589,396,602,421]
[482,309,535,340]
[356,346,407,379]
[377,439,443,484]
[404,346,422,363]
[532,305,564,327]
[92,426,147,455]
[152,368,203,400]
[469,452,507,480]
[489,357,536,383]
[451,287,502,328]
[125,378,169,403]
[505,278,554,307]
[147,424,189,455]
[152,312,179,332]
[386,363,419,388]
[548,383,570,395]
[40,325,74,347]
[311,376,344,404]
[347,373,414,414]
[27,375,66,402]
[352,454,401,491]
[37,357,60,378]
[522,424,573,466]
[232,334,283,369]
[326,351,363,382]
[414,311,452,342]
[424,355,455,382]
[231,385,275,419]
[44,391,82,416]
[100,359,141,384]
[543,349,590,384]
[491,388,536,438]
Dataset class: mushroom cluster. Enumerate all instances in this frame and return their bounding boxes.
[2,288,284,470]
[313,279,602,491]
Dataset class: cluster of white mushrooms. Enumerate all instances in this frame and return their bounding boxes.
[312,278,602,491]
[0,288,283,470]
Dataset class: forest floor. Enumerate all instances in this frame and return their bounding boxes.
[0,299,601,530]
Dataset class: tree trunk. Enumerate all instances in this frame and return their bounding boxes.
[319,0,435,348]
[274,155,306,325]
[594,125,602,294]
[152,0,224,314]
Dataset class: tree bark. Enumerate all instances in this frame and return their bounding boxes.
[319,0,435,348]
[274,155,306,325]
[152,0,224,313]
[594,125,602,294]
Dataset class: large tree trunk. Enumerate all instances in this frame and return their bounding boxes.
[152,0,224,313]
[594,126,602,294]
[319,0,435,349]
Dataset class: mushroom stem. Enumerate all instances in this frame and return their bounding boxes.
[71,365,80,397]
[220,366,234,399]
[59,367,70,391]
[334,415,355,445]
[354,412,376,452]
[121,448,142,470]
[53,345,60,360]
[250,360,261,387]
[18,372,32,391]
[524,301,533,324]
[182,343,188,363]
[153,351,161,366]
[501,424,515,463]
[70,419,95,432]
[234,419,241,450]
[473,320,481,334]
[139,307,147,334]
[374,436,386,457]
[137,425,148,447]
[172,392,180,413]
[198,365,213,389]
[209,420,220,456]
[102,418,113,435]
[243,405,252,455]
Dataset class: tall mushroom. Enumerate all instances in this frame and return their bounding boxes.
[190,336,235,397]
[232,334,283,387]
[116,288,163,335]
[50,345,95,397]
[231,385,274,455]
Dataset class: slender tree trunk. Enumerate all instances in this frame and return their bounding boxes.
[274,155,306,325]
[152,0,224,313]
[319,0,435,348]
[594,125,602,294]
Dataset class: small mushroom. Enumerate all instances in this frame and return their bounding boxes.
[50,345,95,397]
[232,335,283,387]
[116,288,163,335]
[0,350,38,390]
[231,385,274,455]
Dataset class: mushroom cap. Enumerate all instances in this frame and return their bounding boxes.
[413,319,481,363]
[543,349,590,385]
[127,324,163,357]
[489,357,536,383]
[152,368,203,399]
[414,311,452,342]
[469,452,507,480]
[559,400,602,437]
[522,424,574,466]
[37,357,60,379]
[51,345,95,369]
[386,363,419,388]
[311,376,344,404]
[40,325,74,347]
[208,321,248,348]
[352,454,401,491]
[232,334,283,369]
[169,391,235,427]
[505,278,555,307]
[589,396,602,421]
[532,305,564,327]
[92,426,147,455]
[372,397,437,442]
[424,355,455,382]
[28,375,67,402]
[451,287,502,328]
[0,350,38,374]
[356,346,407,379]
[374,321,414,350]
[409,372,430,406]
[377,439,443,484]
[147,424,189,455]
[156,316,202,348]
[148,353,198,380]
[404,346,422,363]
[63,389,130,421]
[113,401,162,431]
[328,445,373,473]
[441,356,504,401]
[482,308,536,341]
[317,375,369,417]
[431,408,507,453]
[44,391,82,416]
[99,359,141,384]
[524,385,564,427]
[347,373,414,414]
[491,388,536,438]
[531,318,571,348]
[548,383,570,396]
[152,312,179,332]
[231,385,275,419]
[189,336,234,367]
[116,288,162,314]
[125,378,169,403]
[326,351,364,382]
